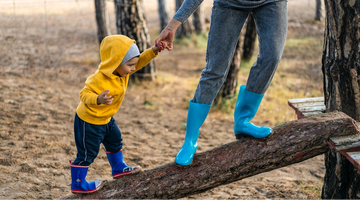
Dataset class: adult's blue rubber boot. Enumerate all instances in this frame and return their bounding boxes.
[70,163,103,194]
[106,150,141,179]
[175,100,211,166]
[234,85,272,139]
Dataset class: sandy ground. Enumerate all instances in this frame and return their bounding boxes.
[0,0,326,199]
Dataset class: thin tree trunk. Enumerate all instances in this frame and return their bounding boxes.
[114,0,156,81]
[242,13,256,61]
[315,0,323,21]
[175,0,193,38]
[95,0,111,44]
[322,0,360,198]
[192,5,205,35]
[215,36,241,102]
[62,112,359,199]
[158,0,170,30]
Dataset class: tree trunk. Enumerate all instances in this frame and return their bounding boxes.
[242,13,257,61]
[322,0,360,119]
[322,0,360,198]
[215,36,241,102]
[315,0,323,21]
[114,0,156,81]
[62,112,359,199]
[158,0,170,30]
[175,0,193,38]
[94,0,111,44]
[192,5,205,35]
[322,147,357,198]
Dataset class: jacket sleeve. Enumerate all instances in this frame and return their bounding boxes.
[79,75,100,105]
[173,0,204,23]
[130,48,158,75]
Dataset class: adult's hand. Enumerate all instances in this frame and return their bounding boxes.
[155,28,175,51]
[155,18,182,51]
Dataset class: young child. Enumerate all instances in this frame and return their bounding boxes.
[70,35,167,194]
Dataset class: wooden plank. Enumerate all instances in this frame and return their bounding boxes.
[329,134,360,151]
[303,111,324,117]
[289,97,360,171]
[288,97,326,119]
[346,151,360,170]
[328,146,360,171]
[288,97,324,104]
[298,105,326,112]
[327,141,360,170]
[289,101,325,109]
[298,105,325,116]
[340,149,360,170]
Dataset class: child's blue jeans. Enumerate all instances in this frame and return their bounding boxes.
[72,113,123,166]
[193,1,288,105]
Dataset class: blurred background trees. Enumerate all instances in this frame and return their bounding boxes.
[315,0,323,21]
[158,0,170,30]
[94,0,111,44]
[93,0,325,107]
[175,0,193,38]
[114,0,156,81]
[192,5,205,35]
[93,0,257,87]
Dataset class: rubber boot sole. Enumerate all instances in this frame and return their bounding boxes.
[71,181,104,194]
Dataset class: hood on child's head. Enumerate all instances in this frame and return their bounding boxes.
[98,35,137,78]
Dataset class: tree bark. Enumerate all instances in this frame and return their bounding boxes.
[158,0,170,30]
[242,13,257,61]
[175,0,193,38]
[114,0,156,81]
[322,0,360,198]
[322,147,356,198]
[315,0,323,21]
[215,36,241,102]
[192,5,205,35]
[94,0,111,44]
[62,112,359,199]
[322,0,360,120]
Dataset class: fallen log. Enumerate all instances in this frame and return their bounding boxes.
[62,111,359,199]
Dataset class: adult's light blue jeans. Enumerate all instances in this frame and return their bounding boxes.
[193,1,288,105]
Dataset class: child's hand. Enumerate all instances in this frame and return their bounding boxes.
[152,41,169,54]
[97,90,113,105]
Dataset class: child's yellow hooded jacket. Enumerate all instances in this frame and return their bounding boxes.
[76,35,157,125]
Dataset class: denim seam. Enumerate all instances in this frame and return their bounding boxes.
[82,122,88,165]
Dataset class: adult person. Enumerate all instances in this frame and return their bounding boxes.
[155,0,288,166]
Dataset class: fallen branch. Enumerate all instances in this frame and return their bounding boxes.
[62,111,359,199]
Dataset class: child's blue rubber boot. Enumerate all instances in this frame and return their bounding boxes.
[106,150,141,178]
[234,85,272,139]
[70,163,103,194]
[175,100,211,166]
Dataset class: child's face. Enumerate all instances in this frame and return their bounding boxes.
[115,57,139,77]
